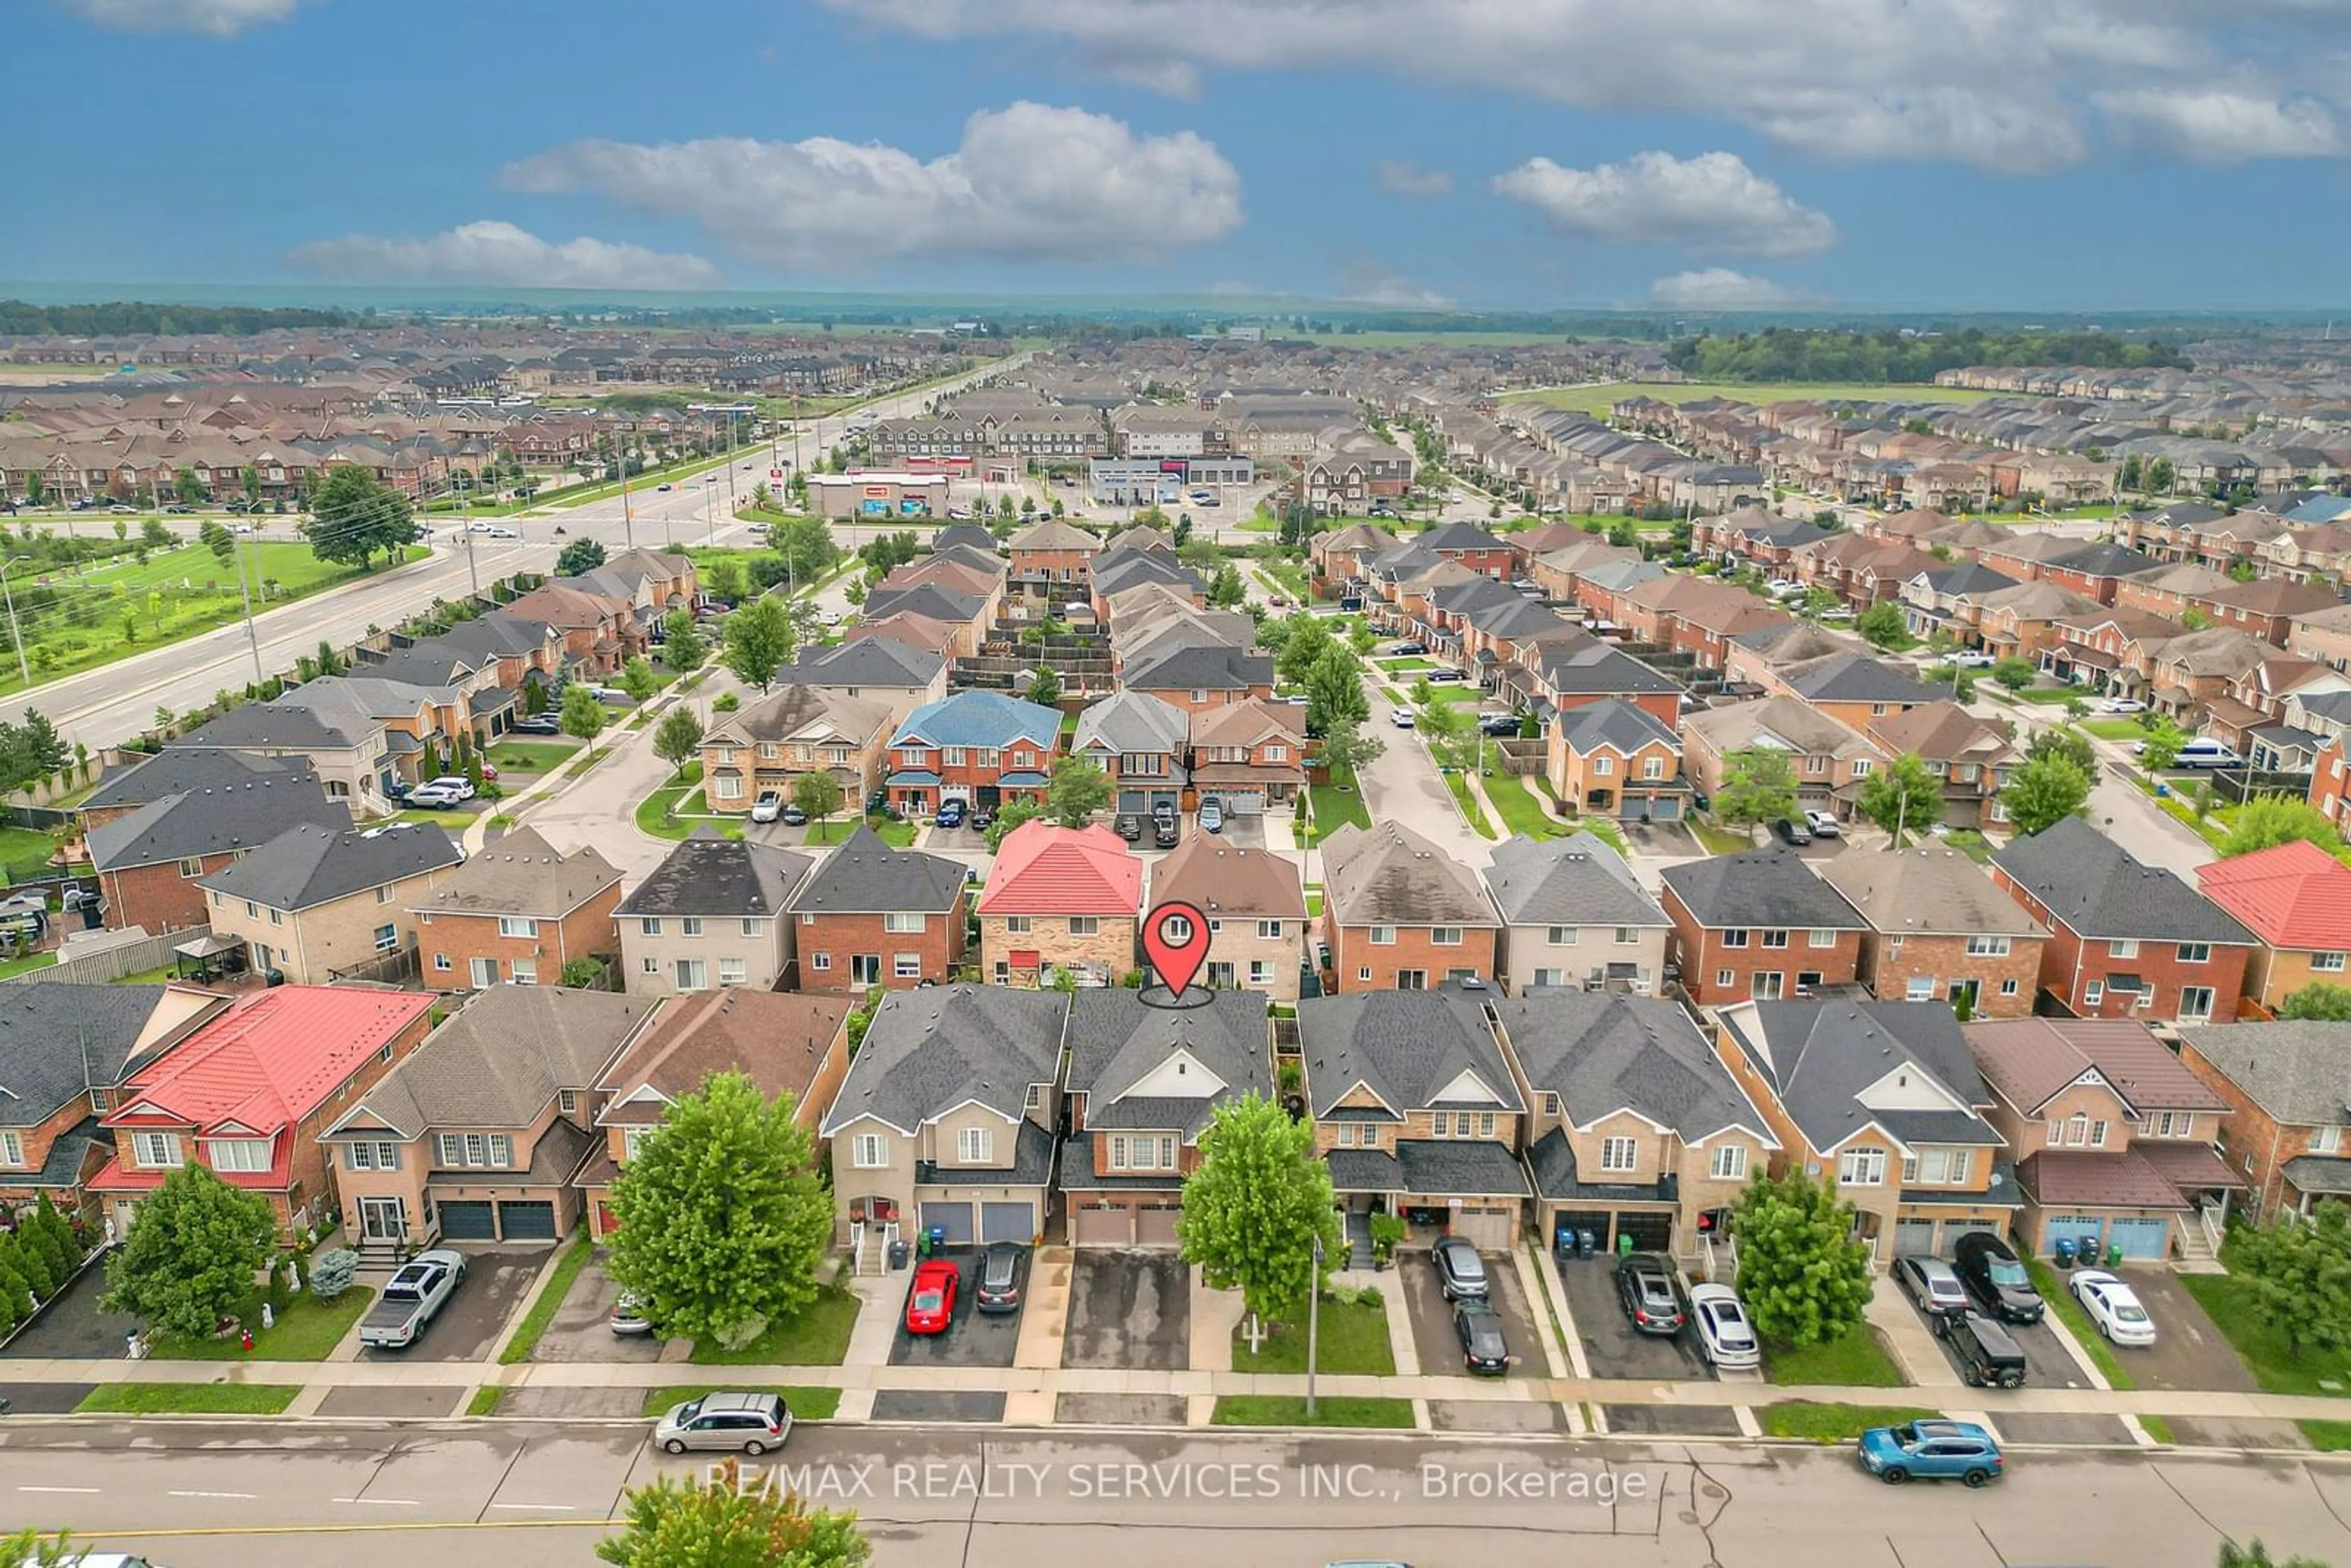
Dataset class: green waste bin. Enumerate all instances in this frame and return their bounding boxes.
[1618,1232,1635,1259]
[2106,1240,2123,1269]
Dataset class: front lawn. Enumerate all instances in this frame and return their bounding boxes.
[2080,718,2147,741]
[500,1237,591,1364]
[1689,820,1754,856]
[1760,1401,1937,1442]
[2177,1270,2349,1397]
[149,1285,375,1362]
[808,815,917,847]
[1231,1295,1397,1376]
[78,1382,301,1416]
[1377,656,1438,672]
[688,1286,859,1366]
[2027,1259,2131,1389]
[1484,775,1565,840]
[1212,1395,1415,1429]
[1444,772,1498,839]
[487,738,583,775]
[636,776,741,842]
[641,1384,843,1420]
[1764,1327,1907,1387]
[1308,780,1371,836]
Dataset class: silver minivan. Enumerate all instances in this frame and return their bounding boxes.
[653,1390,793,1455]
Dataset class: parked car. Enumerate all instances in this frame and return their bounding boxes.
[2171,738,2244,769]
[1423,667,1466,683]
[1952,1232,2044,1324]
[905,1259,959,1335]
[1432,1236,1487,1302]
[1390,709,1416,729]
[1614,1251,1685,1336]
[1856,1419,2004,1487]
[1803,809,1840,838]
[512,713,562,735]
[609,1294,653,1337]
[1198,796,1225,833]
[1153,817,1179,849]
[403,782,466,808]
[1116,814,1144,842]
[781,803,808,827]
[975,1242,1023,1315]
[653,1390,792,1455]
[1453,1300,1510,1375]
[936,800,967,830]
[357,1249,466,1349]
[421,775,476,801]
[1390,642,1427,656]
[1945,1311,2029,1388]
[2094,697,2147,715]
[751,790,785,823]
[656,482,674,492]
[970,805,995,831]
[1893,1255,1972,1328]
[1940,651,1997,669]
[1479,712,1524,736]
[1772,816,1813,846]
[1688,1283,1760,1370]
[2069,1269,2156,1345]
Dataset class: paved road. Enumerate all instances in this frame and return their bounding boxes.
[7,1419,2349,1567]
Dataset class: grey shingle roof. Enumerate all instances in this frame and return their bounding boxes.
[197,820,462,911]
[1063,988,1269,1139]
[777,637,947,689]
[333,986,656,1139]
[819,983,1068,1135]
[1718,1000,2000,1154]
[1297,985,1524,1118]
[416,828,621,918]
[1660,849,1865,931]
[1553,697,1678,756]
[1992,817,2257,945]
[1322,820,1499,928]
[1395,1138,1531,1197]
[2176,1021,2351,1126]
[1494,991,1772,1144]
[0,983,178,1129]
[1817,847,2049,939]
[80,748,316,817]
[1071,691,1190,757]
[86,778,349,872]
[617,832,813,918]
[1482,832,1666,929]
[1122,643,1274,693]
[786,825,964,915]
[1784,654,1945,705]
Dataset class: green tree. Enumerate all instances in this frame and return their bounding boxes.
[662,607,707,671]
[304,463,418,570]
[1315,721,1384,786]
[2229,1199,2351,1363]
[2027,725,2098,777]
[1732,1169,1875,1347]
[1417,692,1477,775]
[1274,613,1335,686]
[770,514,842,588]
[1715,748,1798,828]
[606,1071,833,1350]
[1990,656,2037,691]
[705,557,749,604]
[0,1528,87,1568]
[1027,663,1062,707]
[1303,645,1369,737]
[1208,563,1246,608]
[2000,754,2093,837]
[620,655,661,703]
[2220,793,2349,860]
[1177,1092,1344,1341]
[99,1164,277,1339]
[2281,981,2351,1021]
[722,596,795,692]
[2149,456,2176,494]
[1856,600,1910,650]
[2181,606,2214,632]
[596,1469,871,1568]
[792,768,845,833]
[1857,752,1942,845]
[653,706,705,777]
[139,516,174,558]
[1044,753,1113,827]
[198,518,236,569]
[173,467,208,506]
[2138,719,2186,771]
[560,683,609,756]
[241,464,262,508]
[555,537,609,576]
[983,796,1040,851]
[2218,1543,2330,1568]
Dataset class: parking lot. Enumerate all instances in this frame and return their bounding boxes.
[1559,1253,1712,1380]
[887,1247,1024,1369]
[357,1246,549,1364]
[1398,1250,1546,1379]
[524,1252,666,1364]
[1062,1251,1190,1371]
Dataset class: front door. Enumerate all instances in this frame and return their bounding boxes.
[359,1196,407,1244]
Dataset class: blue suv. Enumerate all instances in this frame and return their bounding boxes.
[1857,1420,2004,1487]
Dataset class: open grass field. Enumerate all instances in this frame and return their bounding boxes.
[1509,381,2000,416]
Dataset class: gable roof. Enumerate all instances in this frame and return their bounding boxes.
[80,748,317,817]
[819,983,1068,1135]
[978,822,1142,917]
[1147,837,1305,920]
[616,831,811,918]
[1965,1017,2227,1120]
[108,985,433,1135]
[413,828,620,919]
[1007,519,1100,553]
[332,986,655,1139]
[1865,702,2013,763]
[1298,985,1525,1118]
[1063,988,1270,1138]
[594,989,852,1127]
[1189,697,1307,749]
[786,824,965,915]
[1553,697,1678,756]
[1071,691,1190,756]
[2177,1022,2351,1126]
[1682,695,1873,757]
[2195,838,2351,950]
[1716,999,2001,1154]
[1817,847,2049,939]
[891,690,1062,750]
[86,777,350,872]
[1993,817,2257,945]
[1494,991,1773,1145]
[1783,653,1945,705]
[0,984,220,1130]
[708,684,893,747]
[1321,820,1499,928]
[1122,642,1274,693]
[1660,848,1865,931]
[1482,831,1667,929]
[196,820,462,911]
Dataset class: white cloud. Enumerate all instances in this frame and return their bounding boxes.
[65,0,302,35]
[2094,88,2343,162]
[287,222,721,290]
[1648,268,1809,309]
[1493,151,1835,258]
[1375,160,1454,197]
[819,0,2349,172]
[503,103,1243,272]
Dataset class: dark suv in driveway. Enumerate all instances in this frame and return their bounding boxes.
[1953,1232,2045,1324]
[1615,1251,1686,1335]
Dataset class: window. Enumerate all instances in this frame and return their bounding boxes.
[681,917,703,937]
[1906,1149,1973,1185]
[1003,915,1033,934]
[718,957,748,986]
[2090,1120,2109,1148]
[1752,971,1785,999]
[1722,928,1750,949]
[893,952,923,978]
[1642,754,1665,780]
[2180,985,2216,1020]
[1591,754,1614,776]
[2142,1111,2195,1139]
[1761,929,1789,949]
[809,951,831,972]
[639,918,662,936]
[133,1132,182,1168]
[1709,1144,1747,1181]
[511,957,536,985]
[0,1130,22,1168]
[1369,925,1396,945]
[558,1090,578,1116]
[1810,928,1838,948]
[1905,976,1937,1002]
[641,956,660,975]
[499,917,539,939]
[1850,758,1874,776]
[1257,919,1284,939]
[268,907,282,925]
[1396,969,1428,990]
[346,1142,372,1171]
[674,959,707,991]
[2065,1114,2090,1146]
[208,1138,272,1173]
[1265,745,1288,763]
[741,918,766,937]
[1615,927,1641,945]
[2109,939,2139,959]
[2317,952,2349,973]
[178,856,205,878]
[2084,980,2105,1007]
[852,1133,887,1168]
[1837,1149,1887,1186]
[433,953,452,972]
[1430,926,1463,946]
[2176,942,2211,964]
[2001,978,2020,996]
[373,923,398,953]
[1541,1092,1562,1117]
[2315,1125,2344,1155]
[1599,1136,1638,1172]
[1547,926,1578,946]
[1715,969,1735,989]
[2046,1120,2065,1146]
[942,746,966,767]
[1358,967,1373,982]
[1965,934,2011,956]
[958,1127,994,1163]
[1068,916,1100,937]
[883,912,927,934]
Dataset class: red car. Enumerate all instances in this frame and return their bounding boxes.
[905,1259,958,1335]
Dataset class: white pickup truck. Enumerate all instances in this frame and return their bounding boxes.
[357,1248,467,1350]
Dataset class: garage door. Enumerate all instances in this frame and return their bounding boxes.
[1552,1210,1609,1254]
[1117,790,1149,815]
[1136,1202,1183,1247]
[1224,791,1264,816]
[1649,798,1683,822]
[1450,1206,1514,1250]
[1612,1210,1674,1254]
[920,1201,974,1245]
[438,1201,495,1242]
[498,1200,557,1240]
[1073,1203,1131,1247]
[2105,1217,2170,1259]
[980,1202,1035,1244]
[1942,1221,2004,1250]
[2042,1215,2104,1258]
[1891,1218,1938,1257]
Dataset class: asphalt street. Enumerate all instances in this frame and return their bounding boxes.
[6,1419,2350,1567]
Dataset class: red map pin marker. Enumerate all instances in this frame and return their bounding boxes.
[1142,900,1210,997]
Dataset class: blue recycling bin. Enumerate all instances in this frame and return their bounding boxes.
[926,1226,947,1255]
[2053,1237,2077,1269]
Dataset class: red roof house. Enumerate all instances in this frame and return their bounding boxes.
[90,985,436,1238]
[2197,839,2351,1014]
[977,822,1143,989]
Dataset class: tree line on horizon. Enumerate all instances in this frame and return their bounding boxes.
[1665,326,2190,384]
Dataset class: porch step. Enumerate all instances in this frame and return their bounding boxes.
[1344,1212,1374,1272]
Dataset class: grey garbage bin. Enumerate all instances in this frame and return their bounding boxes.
[887,1239,911,1270]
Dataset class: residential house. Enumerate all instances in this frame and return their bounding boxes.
[1006,519,1102,590]
[86,777,348,936]
[1545,698,1687,821]
[1071,692,1190,820]
[501,582,640,674]
[2186,576,2343,647]
[773,636,950,734]
[1120,643,1277,713]
[1818,847,2050,1018]
[91,986,436,1240]
[615,833,812,996]
[77,749,321,829]
[818,983,1068,1247]
[170,688,396,808]
[411,828,622,991]
[1505,634,1684,729]
[1483,831,1670,995]
[581,989,854,1237]
[1147,837,1307,1003]
[1319,821,1502,994]
[1310,523,1401,590]
[1678,697,1884,822]
[1416,521,1516,580]
[1299,985,1531,1251]
[1864,703,2018,831]
[198,821,464,985]
[1712,999,2016,1264]
[1991,817,2257,1022]
[786,824,970,990]
[1061,988,1270,1246]
[2178,1022,2351,1220]
[1775,653,1946,731]
[1496,991,1777,1264]
[319,986,654,1250]
[702,685,894,815]
[885,691,1063,819]
[1659,849,1867,1007]
[1188,699,1308,812]
[1967,1018,2239,1261]
[978,821,1142,988]
[2195,839,2351,1014]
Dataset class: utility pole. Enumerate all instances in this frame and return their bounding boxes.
[618,436,636,550]
[1305,1233,1324,1419]
[231,531,264,684]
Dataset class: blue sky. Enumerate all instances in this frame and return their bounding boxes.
[14,0,2351,309]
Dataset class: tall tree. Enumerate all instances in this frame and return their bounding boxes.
[304,463,418,571]
[661,607,707,671]
[173,467,207,505]
[2000,754,2093,837]
[606,1071,833,1350]
[1275,613,1335,686]
[792,769,844,833]
[1315,721,1384,785]
[770,514,841,588]
[555,537,608,577]
[619,655,661,703]
[722,597,795,692]
[2229,1200,2351,1363]
[1715,748,1798,828]
[99,1165,277,1339]
[652,707,704,777]
[1044,754,1113,827]
[1178,1092,1344,1341]
[596,1469,871,1568]
[1856,601,1909,649]
[199,518,236,569]
[1857,752,1942,845]
[1303,645,1368,737]
[560,683,609,757]
[2220,794,2349,861]
[704,557,749,604]
[1027,663,1062,707]
[1731,1169,1875,1347]
[2026,725,2098,777]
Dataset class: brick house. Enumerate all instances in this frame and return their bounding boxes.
[199,822,465,985]
[1070,691,1190,819]
[1864,703,2018,832]
[1061,988,1270,1247]
[500,582,640,675]
[2178,1022,2351,1220]
[702,685,894,815]
[1187,699,1308,811]
[412,828,621,991]
[1991,817,2257,1023]
[1679,697,1884,822]
[90,986,436,1241]
[615,833,812,996]
[1817,847,2050,1018]
[2185,576,2344,647]
[1483,831,1671,995]
[1319,821,1502,994]
[86,776,348,936]
[1545,698,1687,821]
[1299,985,1531,1251]
[1659,849,1866,1007]
[787,823,970,989]
[1005,519,1101,588]
[1417,521,1516,580]
[1122,643,1277,713]
[76,749,320,831]
[2311,738,2351,833]
[978,821,1142,989]
[885,691,1063,819]
[318,986,654,1250]
[1495,990,1777,1264]
[2195,839,2351,1013]
[1146,837,1308,1003]
[1776,653,1946,732]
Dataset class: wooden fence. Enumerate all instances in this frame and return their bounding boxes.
[2,929,189,986]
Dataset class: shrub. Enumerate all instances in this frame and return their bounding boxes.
[309,1249,360,1301]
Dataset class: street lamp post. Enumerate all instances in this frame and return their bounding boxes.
[1305,1233,1325,1419]
[1,553,32,688]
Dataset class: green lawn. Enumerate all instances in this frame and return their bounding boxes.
[486,738,583,775]
[2140,1414,2175,1445]
[1377,656,1439,673]
[2080,718,2147,741]
[1231,1298,1397,1376]
[1444,772,1498,839]
[2301,1421,2351,1451]
[500,1238,592,1365]
[808,815,916,848]
[149,1286,375,1362]
[1485,776,1565,840]
[467,1386,506,1417]
[2026,1259,2131,1389]
[1689,820,1755,856]
[1765,1327,1908,1387]
[642,1384,843,1421]
[1212,1395,1416,1429]
[2177,1271,2347,1397]
[0,950,59,980]
[1509,381,1998,417]
[1760,1401,1938,1442]
[1309,780,1371,836]
[78,1382,301,1416]
[688,1286,859,1366]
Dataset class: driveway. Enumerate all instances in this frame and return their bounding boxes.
[1062,1251,1190,1371]
[888,1247,1022,1370]
[0,1259,136,1359]
[1560,1253,1710,1381]
[1198,815,1265,849]
[357,1246,549,1364]
[525,1252,665,1364]
[2092,1267,2256,1392]
[1398,1250,1547,1379]
[1913,1302,2096,1392]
